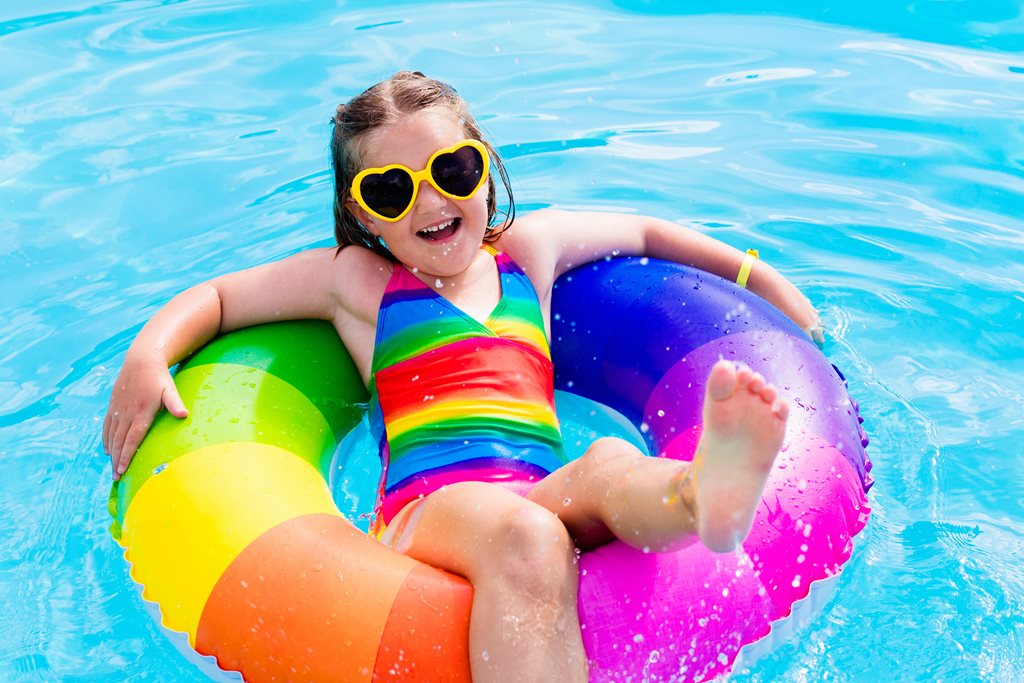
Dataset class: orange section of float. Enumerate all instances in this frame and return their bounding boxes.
[374,564,473,681]
[197,513,471,682]
[120,443,338,644]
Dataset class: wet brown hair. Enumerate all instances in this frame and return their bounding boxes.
[330,71,515,259]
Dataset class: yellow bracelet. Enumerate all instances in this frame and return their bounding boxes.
[736,249,759,288]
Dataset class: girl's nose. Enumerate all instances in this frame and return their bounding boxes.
[413,179,447,213]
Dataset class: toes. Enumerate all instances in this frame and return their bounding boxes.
[707,362,787,414]
[735,363,754,388]
[706,360,737,401]
[772,398,790,420]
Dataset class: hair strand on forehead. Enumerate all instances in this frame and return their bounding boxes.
[329,72,515,259]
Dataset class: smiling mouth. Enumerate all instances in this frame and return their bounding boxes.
[417,217,460,241]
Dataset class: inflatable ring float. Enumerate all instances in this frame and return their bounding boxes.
[108,257,872,682]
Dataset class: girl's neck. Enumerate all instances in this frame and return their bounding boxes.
[405,246,493,293]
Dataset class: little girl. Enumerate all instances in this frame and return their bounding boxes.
[104,71,820,682]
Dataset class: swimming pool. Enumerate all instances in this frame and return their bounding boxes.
[1,0,1021,680]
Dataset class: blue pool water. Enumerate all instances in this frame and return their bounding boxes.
[2,1,1022,680]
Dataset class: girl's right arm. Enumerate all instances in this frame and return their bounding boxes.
[103,282,221,480]
[102,247,368,480]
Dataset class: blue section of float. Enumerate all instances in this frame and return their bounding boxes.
[550,258,800,428]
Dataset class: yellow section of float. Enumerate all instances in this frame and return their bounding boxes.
[120,442,340,644]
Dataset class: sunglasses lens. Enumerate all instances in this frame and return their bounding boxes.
[360,168,415,219]
[431,145,485,198]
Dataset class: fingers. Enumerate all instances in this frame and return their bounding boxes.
[102,409,112,455]
[107,383,188,482]
[805,311,826,348]
[110,411,134,480]
[162,382,189,419]
[110,410,155,481]
[810,325,825,348]
[115,416,155,480]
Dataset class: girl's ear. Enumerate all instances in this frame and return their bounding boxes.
[346,199,379,236]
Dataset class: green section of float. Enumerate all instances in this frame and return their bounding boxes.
[185,319,367,430]
[109,320,368,540]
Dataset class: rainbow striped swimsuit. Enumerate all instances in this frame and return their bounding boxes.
[368,246,567,524]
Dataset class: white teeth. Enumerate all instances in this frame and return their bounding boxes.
[419,218,455,234]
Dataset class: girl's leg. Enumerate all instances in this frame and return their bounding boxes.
[529,360,788,553]
[382,482,588,683]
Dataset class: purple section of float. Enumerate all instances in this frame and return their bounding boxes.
[575,436,870,680]
[578,541,772,682]
[551,257,873,680]
[740,432,870,620]
[644,331,873,490]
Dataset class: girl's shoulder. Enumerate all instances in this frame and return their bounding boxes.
[493,210,572,300]
[323,244,394,315]
[262,243,392,328]
[495,209,564,253]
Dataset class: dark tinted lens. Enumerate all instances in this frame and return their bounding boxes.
[431,145,484,197]
[360,168,414,218]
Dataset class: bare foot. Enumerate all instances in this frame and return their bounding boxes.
[691,360,788,552]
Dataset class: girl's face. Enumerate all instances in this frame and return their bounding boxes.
[351,108,491,280]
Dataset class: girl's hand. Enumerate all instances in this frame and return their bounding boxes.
[742,259,824,348]
[805,311,826,348]
[103,351,188,481]
[786,297,826,348]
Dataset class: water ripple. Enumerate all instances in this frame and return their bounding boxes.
[841,39,1024,79]
[706,67,818,88]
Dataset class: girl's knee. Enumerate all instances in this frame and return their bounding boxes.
[408,483,577,596]
[581,436,645,474]
[487,507,577,596]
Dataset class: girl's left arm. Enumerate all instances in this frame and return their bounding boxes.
[515,210,823,344]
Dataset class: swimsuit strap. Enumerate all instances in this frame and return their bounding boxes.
[370,247,549,377]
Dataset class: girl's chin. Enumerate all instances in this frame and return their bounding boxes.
[412,242,488,278]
